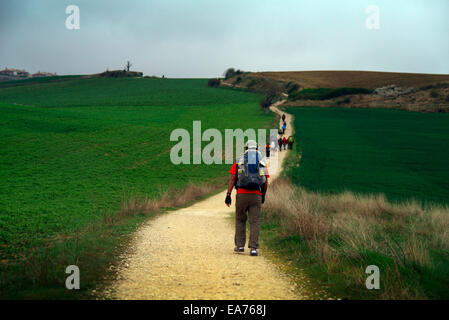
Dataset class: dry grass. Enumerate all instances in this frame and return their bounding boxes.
[253,71,449,89]
[115,182,217,222]
[263,178,449,299]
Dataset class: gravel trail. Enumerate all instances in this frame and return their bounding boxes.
[102,101,307,299]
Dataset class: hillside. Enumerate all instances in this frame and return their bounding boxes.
[221,70,449,112]
[252,70,449,89]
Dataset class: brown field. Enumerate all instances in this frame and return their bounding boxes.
[252,70,449,89]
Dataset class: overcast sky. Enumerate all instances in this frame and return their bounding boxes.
[0,0,448,77]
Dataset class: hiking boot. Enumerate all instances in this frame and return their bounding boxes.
[234,246,244,253]
[250,248,258,256]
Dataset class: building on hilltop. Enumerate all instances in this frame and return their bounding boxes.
[32,71,57,78]
[0,67,30,78]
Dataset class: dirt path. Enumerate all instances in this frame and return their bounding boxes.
[100,100,305,300]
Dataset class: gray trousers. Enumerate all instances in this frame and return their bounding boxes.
[235,193,262,249]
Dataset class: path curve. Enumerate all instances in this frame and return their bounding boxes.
[100,100,304,300]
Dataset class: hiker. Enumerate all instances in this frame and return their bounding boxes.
[225,140,269,257]
[278,137,283,152]
[282,122,286,134]
[282,114,286,122]
[265,143,271,158]
[282,137,287,150]
[287,136,295,150]
[278,127,283,136]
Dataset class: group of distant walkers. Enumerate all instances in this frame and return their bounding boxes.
[265,113,294,157]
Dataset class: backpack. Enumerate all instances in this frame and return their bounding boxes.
[235,150,266,191]
[288,137,294,143]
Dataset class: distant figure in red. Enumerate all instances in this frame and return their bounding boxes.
[282,114,286,122]
[282,137,287,150]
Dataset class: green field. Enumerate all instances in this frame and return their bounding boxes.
[0,77,253,107]
[0,77,270,297]
[287,107,449,205]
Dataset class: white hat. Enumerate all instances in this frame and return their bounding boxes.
[245,140,258,149]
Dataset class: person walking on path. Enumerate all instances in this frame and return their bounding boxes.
[287,136,294,150]
[282,114,286,123]
[282,122,286,134]
[265,143,271,158]
[278,137,283,152]
[225,140,269,257]
[282,137,287,150]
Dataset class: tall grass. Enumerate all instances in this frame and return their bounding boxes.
[262,178,449,299]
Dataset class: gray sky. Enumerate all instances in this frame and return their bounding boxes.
[1,0,448,77]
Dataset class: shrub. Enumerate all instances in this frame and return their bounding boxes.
[224,68,236,79]
[247,79,258,87]
[290,87,373,101]
[260,91,277,109]
[207,78,221,88]
[430,90,439,98]
[285,81,300,94]
[336,97,351,105]
[224,68,244,79]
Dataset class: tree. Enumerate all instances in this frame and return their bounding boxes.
[125,61,132,72]
[224,68,236,79]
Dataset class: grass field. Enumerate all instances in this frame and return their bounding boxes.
[0,77,254,107]
[0,77,270,298]
[259,106,449,299]
[286,107,449,206]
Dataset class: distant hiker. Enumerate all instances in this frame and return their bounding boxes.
[282,137,287,150]
[265,143,271,158]
[282,114,286,122]
[287,136,295,150]
[282,122,286,134]
[225,140,269,257]
[278,137,283,152]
